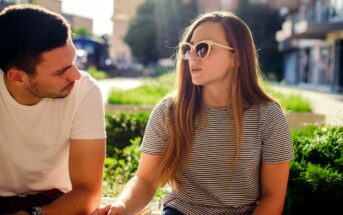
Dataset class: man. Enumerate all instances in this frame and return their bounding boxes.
[0,4,106,214]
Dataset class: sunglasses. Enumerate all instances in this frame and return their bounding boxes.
[180,40,234,60]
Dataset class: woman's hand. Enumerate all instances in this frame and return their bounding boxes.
[91,202,125,215]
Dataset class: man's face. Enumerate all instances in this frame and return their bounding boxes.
[25,41,81,99]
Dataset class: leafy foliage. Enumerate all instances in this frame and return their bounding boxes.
[292,126,343,170]
[106,112,150,157]
[124,0,197,64]
[103,137,142,196]
[73,27,92,37]
[124,0,157,64]
[284,125,343,214]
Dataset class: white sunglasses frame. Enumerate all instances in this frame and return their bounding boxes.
[180,40,235,60]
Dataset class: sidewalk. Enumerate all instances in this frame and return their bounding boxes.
[272,84,343,126]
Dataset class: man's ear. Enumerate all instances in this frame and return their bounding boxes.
[6,68,29,86]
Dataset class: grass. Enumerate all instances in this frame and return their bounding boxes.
[271,91,311,112]
[108,72,311,112]
[261,81,312,112]
[108,72,175,105]
[87,66,108,80]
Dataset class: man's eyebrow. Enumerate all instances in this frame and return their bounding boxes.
[54,64,72,74]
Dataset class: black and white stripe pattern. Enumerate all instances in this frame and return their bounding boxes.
[141,97,294,215]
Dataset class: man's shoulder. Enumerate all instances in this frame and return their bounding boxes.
[77,71,98,87]
[73,71,101,96]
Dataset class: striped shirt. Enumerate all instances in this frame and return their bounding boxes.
[141,96,294,215]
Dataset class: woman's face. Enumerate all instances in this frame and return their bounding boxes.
[186,21,236,90]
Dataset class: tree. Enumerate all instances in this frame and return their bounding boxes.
[237,0,284,81]
[124,0,197,65]
[154,0,197,59]
[73,27,92,38]
[124,0,157,65]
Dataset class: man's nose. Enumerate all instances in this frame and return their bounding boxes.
[66,65,81,81]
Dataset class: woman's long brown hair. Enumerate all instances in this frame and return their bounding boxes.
[155,11,275,188]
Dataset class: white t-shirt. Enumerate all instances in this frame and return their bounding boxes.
[0,70,106,196]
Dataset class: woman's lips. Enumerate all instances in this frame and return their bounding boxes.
[191,67,202,73]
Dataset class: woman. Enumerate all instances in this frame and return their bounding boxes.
[94,11,294,215]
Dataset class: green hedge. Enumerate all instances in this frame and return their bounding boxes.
[284,125,343,214]
[106,112,149,157]
[103,137,142,197]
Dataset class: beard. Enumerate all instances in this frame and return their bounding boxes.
[25,80,73,99]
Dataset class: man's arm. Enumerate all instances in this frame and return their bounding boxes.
[42,138,106,215]
[253,161,290,215]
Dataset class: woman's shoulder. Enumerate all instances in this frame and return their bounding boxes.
[256,100,283,113]
[154,93,176,111]
[150,93,176,119]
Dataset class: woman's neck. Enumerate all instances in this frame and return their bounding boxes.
[203,85,231,108]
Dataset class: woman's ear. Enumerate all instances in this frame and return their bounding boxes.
[232,54,240,69]
[6,68,29,86]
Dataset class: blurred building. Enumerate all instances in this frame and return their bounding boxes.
[276,0,343,92]
[35,0,62,13]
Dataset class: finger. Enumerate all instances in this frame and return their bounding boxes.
[96,204,112,215]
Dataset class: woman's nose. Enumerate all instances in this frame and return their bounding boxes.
[189,49,200,62]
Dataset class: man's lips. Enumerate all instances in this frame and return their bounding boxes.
[63,82,75,91]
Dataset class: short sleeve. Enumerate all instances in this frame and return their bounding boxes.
[140,97,172,155]
[70,76,106,140]
[261,102,294,163]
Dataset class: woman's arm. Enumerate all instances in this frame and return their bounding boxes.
[92,153,162,215]
[253,161,290,215]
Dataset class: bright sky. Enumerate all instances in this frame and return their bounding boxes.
[62,0,114,36]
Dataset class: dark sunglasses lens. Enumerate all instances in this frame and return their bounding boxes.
[196,43,209,58]
[181,44,191,59]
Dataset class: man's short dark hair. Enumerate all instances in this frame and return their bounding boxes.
[0,4,71,74]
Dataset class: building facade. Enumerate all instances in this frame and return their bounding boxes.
[35,0,62,14]
[277,0,343,92]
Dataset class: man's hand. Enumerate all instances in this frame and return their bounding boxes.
[11,211,29,215]
[91,202,125,215]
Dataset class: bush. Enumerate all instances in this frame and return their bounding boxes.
[106,112,149,157]
[285,162,343,214]
[292,125,343,170]
[103,137,142,196]
[284,125,343,214]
